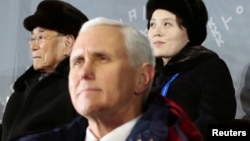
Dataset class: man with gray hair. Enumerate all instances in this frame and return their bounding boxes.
[13,17,202,141]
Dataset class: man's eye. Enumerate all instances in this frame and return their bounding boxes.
[100,56,107,60]
[30,38,36,41]
[98,55,109,63]
[37,36,44,40]
[72,59,84,67]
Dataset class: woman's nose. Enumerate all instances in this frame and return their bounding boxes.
[154,32,162,37]
[152,26,164,37]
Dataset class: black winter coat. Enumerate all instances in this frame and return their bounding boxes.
[151,45,237,140]
[1,58,78,141]
[10,93,204,141]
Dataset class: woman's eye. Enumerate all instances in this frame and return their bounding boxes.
[164,22,169,26]
[149,22,155,27]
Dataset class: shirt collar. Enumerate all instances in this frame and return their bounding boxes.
[85,115,141,141]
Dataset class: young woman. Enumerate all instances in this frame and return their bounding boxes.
[146,0,237,140]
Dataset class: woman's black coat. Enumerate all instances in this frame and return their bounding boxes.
[152,45,237,139]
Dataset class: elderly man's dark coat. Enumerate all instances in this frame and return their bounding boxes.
[1,58,77,141]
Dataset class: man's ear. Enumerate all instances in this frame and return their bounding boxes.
[63,35,75,56]
[135,63,155,95]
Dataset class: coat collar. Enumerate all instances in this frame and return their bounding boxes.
[156,45,218,74]
[13,57,70,90]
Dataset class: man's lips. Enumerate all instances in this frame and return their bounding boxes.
[77,88,101,95]
[33,56,41,59]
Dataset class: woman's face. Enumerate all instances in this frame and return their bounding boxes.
[148,9,189,63]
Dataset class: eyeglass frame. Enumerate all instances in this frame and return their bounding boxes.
[28,33,65,46]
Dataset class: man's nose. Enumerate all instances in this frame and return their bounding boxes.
[79,60,95,80]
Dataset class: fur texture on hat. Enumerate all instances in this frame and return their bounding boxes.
[146,0,208,45]
[23,0,88,38]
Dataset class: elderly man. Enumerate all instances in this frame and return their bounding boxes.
[12,17,202,141]
[1,0,88,141]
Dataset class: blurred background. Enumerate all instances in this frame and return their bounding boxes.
[0,0,249,122]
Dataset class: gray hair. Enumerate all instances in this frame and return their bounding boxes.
[79,17,155,68]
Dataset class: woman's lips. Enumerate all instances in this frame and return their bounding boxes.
[153,41,165,46]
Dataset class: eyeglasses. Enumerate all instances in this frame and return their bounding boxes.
[28,34,63,46]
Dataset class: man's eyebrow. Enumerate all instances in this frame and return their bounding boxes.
[31,29,45,35]
[70,53,83,62]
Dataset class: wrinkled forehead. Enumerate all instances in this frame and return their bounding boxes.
[71,25,128,58]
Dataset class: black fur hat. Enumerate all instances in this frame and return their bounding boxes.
[23,0,88,38]
[146,0,208,45]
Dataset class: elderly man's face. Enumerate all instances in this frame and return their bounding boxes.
[29,27,67,73]
[69,25,144,118]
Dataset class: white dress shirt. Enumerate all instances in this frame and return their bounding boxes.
[85,115,141,141]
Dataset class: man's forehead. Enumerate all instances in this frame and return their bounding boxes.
[81,25,122,38]
[73,25,126,55]
[74,25,125,48]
